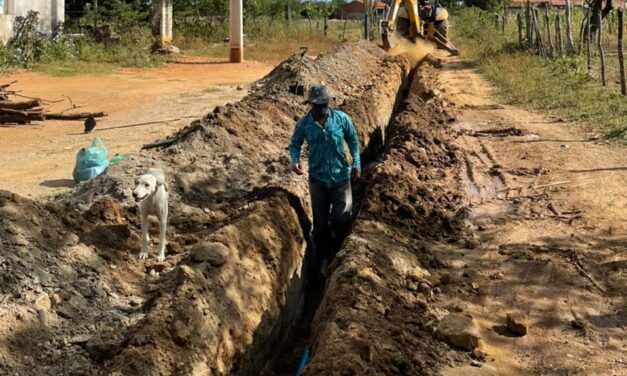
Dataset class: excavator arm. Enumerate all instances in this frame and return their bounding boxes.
[382,0,422,50]
[381,0,459,54]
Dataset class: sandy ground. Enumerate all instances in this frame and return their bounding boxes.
[0,43,624,375]
[438,57,627,375]
[0,56,272,198]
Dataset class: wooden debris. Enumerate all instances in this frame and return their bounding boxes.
[142,138,177,150]
[547,201,560,216]
[0,99,41,110]
[0,81,106,125]
[534,180,571,190]
[575,261,606,294]
[45,112,107,121]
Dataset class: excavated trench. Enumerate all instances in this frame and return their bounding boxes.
[263,67,419,376]
[262,61,464,376]
[0,42,467,376]
[231,48,418,376]
[301,65,468,375]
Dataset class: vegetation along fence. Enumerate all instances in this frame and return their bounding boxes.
[497,0,625,95]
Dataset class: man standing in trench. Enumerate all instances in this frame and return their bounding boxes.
[289,84,361,277]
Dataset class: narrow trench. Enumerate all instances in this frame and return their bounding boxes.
[266,66,418,376]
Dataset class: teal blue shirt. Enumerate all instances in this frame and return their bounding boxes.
[289,109,361,185]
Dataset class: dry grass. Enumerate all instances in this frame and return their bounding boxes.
[177,19,365,63]
[452,7,627,141]
[479,52,626,139]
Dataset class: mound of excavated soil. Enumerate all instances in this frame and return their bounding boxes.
[0,41,414,375]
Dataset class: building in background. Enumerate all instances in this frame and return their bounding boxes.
[506,0,585,7]
[0,0,65,44]
[336,0,388,20]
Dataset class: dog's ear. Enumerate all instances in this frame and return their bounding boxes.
[154,176,168,191]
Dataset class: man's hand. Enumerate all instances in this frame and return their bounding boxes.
[292,163,305,175]
[351,168,361,180]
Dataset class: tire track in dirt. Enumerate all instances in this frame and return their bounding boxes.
[436,56,627,375]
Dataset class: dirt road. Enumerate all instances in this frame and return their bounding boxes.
[437,57,627,375]
[0,56,271,198]
[0,43,624,375]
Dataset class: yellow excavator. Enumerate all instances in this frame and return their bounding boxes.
[382,0,459,55]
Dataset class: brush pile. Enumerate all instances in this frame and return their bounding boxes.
[0,81,106,124]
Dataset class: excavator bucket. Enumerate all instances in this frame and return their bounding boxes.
[381,21,400,50]
[382,31,400,50]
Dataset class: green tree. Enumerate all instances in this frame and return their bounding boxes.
[463,0,502,11]
[244,0,270,23]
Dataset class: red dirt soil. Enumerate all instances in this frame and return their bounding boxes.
[0,56,272,197]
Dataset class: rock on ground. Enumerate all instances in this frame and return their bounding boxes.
[190,242,230,266]
[506,312,528,336]
[436,313,481,351]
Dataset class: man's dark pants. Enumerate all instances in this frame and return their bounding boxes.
[309,178,353,264]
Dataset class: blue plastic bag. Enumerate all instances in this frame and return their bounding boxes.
[72,138,126,183]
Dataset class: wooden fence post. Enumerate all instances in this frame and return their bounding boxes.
[526,0,532,48]
[587,9,592,73]
[324,16,328,36]
[618,9,626,95]
[502,1,507,34]
[545,9,554,56]
[556,11,563,55]
[597,10,606,85]
[579,7,588,53]
[517,12,524,48]
[565,0,575,53]
[533,8,546,58]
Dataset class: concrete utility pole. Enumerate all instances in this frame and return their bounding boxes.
[230,0,243,62]
[5,0,14,14]
[152,0,173,47]
[51,0,64,32]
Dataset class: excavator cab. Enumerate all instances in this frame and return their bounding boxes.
[382,0,459,55]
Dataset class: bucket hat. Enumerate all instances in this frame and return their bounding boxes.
[305,84,331,105]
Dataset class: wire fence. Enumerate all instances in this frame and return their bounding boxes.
[497,1,626,95]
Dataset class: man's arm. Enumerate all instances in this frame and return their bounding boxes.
[289,121,306,174]
[342,114,361,170]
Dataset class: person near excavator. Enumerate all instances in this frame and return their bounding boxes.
[289,84,361,277]
[419,0,451,45]
[394,0,459,55]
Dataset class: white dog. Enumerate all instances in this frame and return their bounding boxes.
[132,168,168,262]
